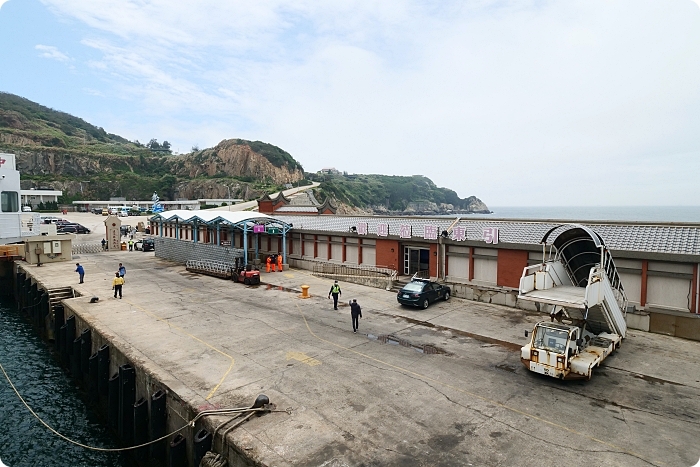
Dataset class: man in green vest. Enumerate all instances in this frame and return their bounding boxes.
[328,280,342,310]
[128,239,134,251]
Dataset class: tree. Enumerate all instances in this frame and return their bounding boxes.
[147,139,160,150]
[161,140,171,151]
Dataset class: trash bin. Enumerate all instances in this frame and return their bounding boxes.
[121,242,127,251]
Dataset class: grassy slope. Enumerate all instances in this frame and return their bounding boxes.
[0,93,302,200]
[312,174,484,211]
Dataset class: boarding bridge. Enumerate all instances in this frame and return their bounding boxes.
[518,224,628,338]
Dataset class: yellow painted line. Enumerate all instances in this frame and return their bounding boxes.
[286,351,321,366]
[123,298,234,400]
[294,301,663,467]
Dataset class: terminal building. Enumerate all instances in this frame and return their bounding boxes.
[150,210,700,340]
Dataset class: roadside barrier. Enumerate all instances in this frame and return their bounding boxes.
[312,261,397,280]
[186,260,236,279]
[72,243,104,255]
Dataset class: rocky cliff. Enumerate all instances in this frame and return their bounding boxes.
[5,141,304,201]
[168,139,304,185]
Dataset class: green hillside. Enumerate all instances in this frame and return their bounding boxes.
[0,92,149,155]
[309,173,488,213]
[0,92,487,213]
[0,93,304,201]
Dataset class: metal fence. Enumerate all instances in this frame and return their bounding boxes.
[72,243,104,255]
[185,259,236,279]
[312,261,398,280]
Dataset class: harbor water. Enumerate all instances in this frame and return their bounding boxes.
[0,296,134,467]
[468,205,700,223]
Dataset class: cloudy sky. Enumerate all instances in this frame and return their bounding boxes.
[1,0,699,206]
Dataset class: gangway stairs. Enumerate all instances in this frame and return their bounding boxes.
[518,224,628,339]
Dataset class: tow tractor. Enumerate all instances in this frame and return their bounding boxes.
[232,264,260,285]
[518,224,628,380]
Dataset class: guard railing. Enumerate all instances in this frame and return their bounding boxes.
[312,261,398,280]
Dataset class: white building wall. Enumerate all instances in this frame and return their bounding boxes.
[473,247,497,284]
[316,236,329,260]
[331,244,342,262]
[647,262,694,311]
[362,246,376,266]
[345,245,358,264]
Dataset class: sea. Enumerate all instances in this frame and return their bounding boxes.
[0,297,134,467]
[464,206,700,223]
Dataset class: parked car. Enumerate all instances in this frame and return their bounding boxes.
[102,208,109,216]
[22,206,32,212]
[133,240,143,251]
[57,224,91,234]
[396,279,451,309]
[141,238,155,251]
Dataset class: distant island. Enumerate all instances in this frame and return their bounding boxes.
[0,91,488,214]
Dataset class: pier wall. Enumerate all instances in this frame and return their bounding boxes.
[12,262,256,467]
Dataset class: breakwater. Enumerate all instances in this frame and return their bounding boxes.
[8,265,218,467]
[0,295,133,467]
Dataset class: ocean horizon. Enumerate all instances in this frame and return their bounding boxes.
[465,206,700,223]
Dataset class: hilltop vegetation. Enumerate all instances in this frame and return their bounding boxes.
[0,93,305,202]
[0,92,487,213]
[310,173,488,213]
[0,92,147,155]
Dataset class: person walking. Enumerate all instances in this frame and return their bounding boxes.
[101,238,106,250]
[128,239,134,251]
[271,254,277,272]
[350,299,362,333]
[112,272,124,299]
[75,263,85,284]
[118,263,126,280]
[277,253,283,272]
[328,280,342,310]
[266,255,272,273]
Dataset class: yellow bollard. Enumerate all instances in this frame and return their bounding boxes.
[301,285,310,298]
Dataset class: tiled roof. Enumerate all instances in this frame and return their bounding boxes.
[275,215,700,257]
[275,206,319,213]
[289,191,320,206]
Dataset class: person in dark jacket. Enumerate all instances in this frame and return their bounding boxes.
[350,299,362,333]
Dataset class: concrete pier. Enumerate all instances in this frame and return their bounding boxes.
[10,249,700,466]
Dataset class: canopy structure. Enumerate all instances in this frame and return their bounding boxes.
[541,224,606,287]
[150,210,293,265]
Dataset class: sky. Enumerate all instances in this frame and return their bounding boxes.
[0,0,699,207]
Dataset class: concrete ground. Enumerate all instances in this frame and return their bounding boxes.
[19,213,700,466]
[19,245,700,467]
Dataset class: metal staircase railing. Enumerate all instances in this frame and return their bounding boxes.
[186,260,237,279]
[312,261,398,280]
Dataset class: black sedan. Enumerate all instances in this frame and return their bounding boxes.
[141,238,155,252]
[57,224,91,234]
[397,279,451,309]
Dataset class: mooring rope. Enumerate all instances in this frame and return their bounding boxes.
[0,359,288,452]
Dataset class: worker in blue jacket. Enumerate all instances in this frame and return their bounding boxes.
[75,263,85,284]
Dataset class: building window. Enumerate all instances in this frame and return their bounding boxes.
[1,191,19,212]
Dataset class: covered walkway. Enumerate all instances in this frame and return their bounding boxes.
[149,210,293,265]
